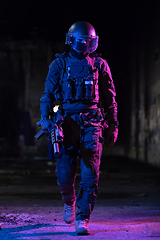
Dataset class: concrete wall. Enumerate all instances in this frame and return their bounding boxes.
[129,4,160,167]
[0,40,64,157]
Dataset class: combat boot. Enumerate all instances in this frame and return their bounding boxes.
[63,202,75,224]
[76,219,90,235]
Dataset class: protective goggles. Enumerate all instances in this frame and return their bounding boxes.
[65,33,99,53]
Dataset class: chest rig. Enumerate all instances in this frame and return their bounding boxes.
[59,54,100,103]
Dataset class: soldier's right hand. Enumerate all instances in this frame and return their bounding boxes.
[41,118,53,134]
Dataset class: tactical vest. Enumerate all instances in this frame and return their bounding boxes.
[57,53,100,104]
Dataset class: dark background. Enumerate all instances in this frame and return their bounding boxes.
[1,1,136,40]
[0,0,158,160]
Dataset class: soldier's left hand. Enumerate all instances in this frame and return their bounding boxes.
[105,124,118,146]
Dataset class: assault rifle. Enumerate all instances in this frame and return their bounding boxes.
[35,110,64,156]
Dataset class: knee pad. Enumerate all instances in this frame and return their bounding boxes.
[81,163,99,188]
[56,164,71,186]
[56,161,77,187]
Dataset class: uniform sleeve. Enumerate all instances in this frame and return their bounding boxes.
[99,58,118,126]
[40,58,63,117]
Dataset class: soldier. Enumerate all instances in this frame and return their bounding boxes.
[40,21,118,235]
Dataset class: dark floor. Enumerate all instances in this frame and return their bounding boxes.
[0,155,160,239]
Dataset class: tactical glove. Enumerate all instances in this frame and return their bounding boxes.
[40,118,53,134]
[105,124,118,146]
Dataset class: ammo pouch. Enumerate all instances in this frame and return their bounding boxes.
[58,55,100,104]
